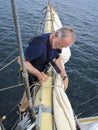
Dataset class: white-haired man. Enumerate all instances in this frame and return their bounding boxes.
[18,26,76,112]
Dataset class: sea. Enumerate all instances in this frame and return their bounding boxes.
[0,0,98,129]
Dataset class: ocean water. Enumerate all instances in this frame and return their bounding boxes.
[0,0,98,129]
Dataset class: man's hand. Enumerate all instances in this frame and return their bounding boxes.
[37,72,48,82]
[18,57,48,83]
[55,54,69,91]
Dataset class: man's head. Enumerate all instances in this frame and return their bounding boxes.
[51,26,76,49]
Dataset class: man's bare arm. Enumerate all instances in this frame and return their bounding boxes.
[55,55,68,90]
[17,56,48,82]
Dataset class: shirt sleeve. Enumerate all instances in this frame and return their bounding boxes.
[24,38,43,61]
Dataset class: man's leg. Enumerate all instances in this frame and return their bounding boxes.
[19,91,28,112]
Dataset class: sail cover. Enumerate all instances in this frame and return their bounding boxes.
[53,75,76,130]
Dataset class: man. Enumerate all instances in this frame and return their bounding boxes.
[18,26,76,112]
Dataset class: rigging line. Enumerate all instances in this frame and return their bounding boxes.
[33,12,46,35]
[11,119,19,130]
[0,21,28,43]
[7,102,19,114]
[0,40,29,47]
[74,95,98,111]
[0,41,17,45]
[91,112,98,117]
[2,101,20,123]
[79,95,98,106]
[0,83,23,92]
[76,110,86,117]
[0,48,18,66]
[0,31,15,43]
[40,11,47,34]
[0,56,18,72]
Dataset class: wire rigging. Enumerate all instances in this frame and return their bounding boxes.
[0,83,23,92]
[0,48,18,66]
[0,57,18,72]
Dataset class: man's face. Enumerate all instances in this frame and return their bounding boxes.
[52,35,73,49]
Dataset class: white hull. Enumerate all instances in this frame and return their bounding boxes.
[79,116,98,130]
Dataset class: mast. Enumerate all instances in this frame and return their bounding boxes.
[11,0,35,121]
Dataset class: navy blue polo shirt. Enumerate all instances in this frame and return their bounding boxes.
[24,33,61,83]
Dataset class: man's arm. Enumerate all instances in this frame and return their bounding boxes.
[17,56,48,82]
[55,55,68,91]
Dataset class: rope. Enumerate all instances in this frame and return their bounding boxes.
[1,101,20,124]
[80,95,98,106]
[0,31,14,42]
[11,119,19,130]
[91,112,98,117]
[0,41,16,46]
[0,20,27,43]
[0,83,23,92]
[31,83,64,89]
[0,56,18,72]
[30,82,40,88]
[0,49,17,66]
